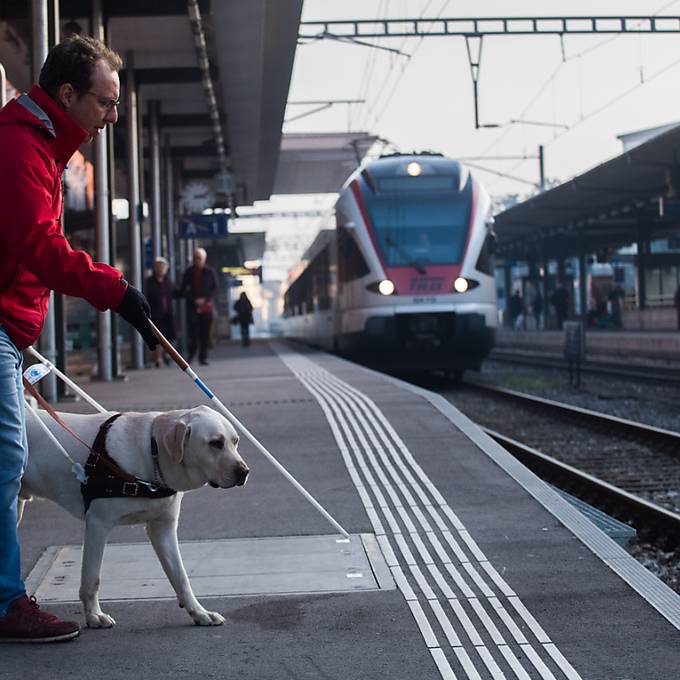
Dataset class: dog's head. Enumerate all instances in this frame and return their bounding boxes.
[152,405,249,491]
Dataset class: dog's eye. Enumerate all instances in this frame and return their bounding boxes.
[232,436,239,447]
[209,439,224,449]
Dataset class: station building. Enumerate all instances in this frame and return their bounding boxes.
[494,122,680,331]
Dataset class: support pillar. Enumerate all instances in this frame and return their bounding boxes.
[126,54,144,369]
[636,216,647,310]
[503,261,512,327]
[578,238,588,322]
[149,100,162,260]
[33,0,58,401]
[164,138,176,281]
[92,0,112,381]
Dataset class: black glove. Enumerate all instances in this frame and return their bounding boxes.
[115,282,158,350]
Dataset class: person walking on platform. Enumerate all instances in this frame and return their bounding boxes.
[233,292,254,347]
[675,285,680,330]
[180,248,217,365]
[0,36,157,643]
[551,282,569,330]
[509,290,524,330]
[145,257,176,367]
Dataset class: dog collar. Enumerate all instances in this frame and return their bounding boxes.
[150,437,170,489]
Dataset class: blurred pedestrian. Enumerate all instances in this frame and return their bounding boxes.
[0,36,156,643]
[509,290,524,330]
[233,292,254,347]
[551,282,569,330]
[145,257,175,366]
[608,284,624,329]
[180,248,217,365]
[675,284,680,330]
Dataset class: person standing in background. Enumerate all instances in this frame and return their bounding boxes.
[145,257,175,366]
[180,248,217,365]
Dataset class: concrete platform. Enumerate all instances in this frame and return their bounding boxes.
[6,339,680,680]
[495,326,680,364]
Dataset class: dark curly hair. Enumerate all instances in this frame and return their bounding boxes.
[38,35,122,98]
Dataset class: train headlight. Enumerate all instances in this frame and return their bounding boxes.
[406,162,422,177]
[453,277,469,293]
[378,279,395,296]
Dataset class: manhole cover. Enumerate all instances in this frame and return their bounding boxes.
[26,534,393,603]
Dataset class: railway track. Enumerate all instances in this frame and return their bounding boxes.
[489,349,680,385]
[456,382,680,547]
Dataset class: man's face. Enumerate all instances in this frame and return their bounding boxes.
[194,251,206,269]
[63,59,119,142]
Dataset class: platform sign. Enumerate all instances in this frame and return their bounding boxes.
[178,214,229,239]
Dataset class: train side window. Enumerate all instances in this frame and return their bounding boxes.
[475,231,496,275]
[338,226,370,283]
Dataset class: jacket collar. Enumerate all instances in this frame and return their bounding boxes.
[24,85,89,163]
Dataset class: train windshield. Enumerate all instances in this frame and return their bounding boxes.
[364,184,472,267]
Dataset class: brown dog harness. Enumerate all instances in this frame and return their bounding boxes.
[81,413,176,513]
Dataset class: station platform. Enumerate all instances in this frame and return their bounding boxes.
[6,340,680,679]
[495,326,680,365]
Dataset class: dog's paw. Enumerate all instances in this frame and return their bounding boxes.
[190,609,225,626]
[86,611,116,628]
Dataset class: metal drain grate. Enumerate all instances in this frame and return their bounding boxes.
[26,534,393,603]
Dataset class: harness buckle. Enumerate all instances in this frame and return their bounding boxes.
[122,481,139,496]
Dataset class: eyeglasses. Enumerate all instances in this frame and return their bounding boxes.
[85,91,120,112]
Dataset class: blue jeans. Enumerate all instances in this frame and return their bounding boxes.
[0,327,27,616]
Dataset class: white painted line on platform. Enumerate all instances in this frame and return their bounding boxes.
[276,349,581,680]
[430,648,460,680]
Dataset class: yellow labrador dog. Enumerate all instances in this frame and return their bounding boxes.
[20,404,249,629]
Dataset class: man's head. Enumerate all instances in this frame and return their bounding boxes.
[39,36,122,142]
[193,248,207,269]
[152,257,169,279]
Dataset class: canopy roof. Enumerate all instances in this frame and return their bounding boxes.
[494,124,680,259]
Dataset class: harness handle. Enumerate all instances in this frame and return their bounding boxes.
[23,379,136,483]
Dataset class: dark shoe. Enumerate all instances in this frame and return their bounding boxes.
[199,359,210,366]
[0,595,80,643]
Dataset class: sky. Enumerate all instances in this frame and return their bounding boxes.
[284,0,680,200]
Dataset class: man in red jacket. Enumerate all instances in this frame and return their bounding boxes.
[0,36,157,643]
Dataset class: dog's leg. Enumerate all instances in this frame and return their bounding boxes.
[146,516,225,626]
[80,512,116,628]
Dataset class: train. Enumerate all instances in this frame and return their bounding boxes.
[282,153,497,381]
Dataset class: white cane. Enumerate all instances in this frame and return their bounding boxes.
[149,321,350,540]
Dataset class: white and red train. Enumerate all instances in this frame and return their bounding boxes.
[283,153,497,380]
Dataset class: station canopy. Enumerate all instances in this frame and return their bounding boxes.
[273,132,379,195]
[0,0,303,206]
[494,123,680,261]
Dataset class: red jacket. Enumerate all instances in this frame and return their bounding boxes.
[0,85,126,349]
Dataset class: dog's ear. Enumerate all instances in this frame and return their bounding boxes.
[154,414,191,464]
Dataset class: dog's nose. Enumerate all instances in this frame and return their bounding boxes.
[235,461,249,486]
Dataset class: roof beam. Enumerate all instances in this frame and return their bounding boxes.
[300,15,680,39]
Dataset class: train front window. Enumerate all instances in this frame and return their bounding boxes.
[366,192,472,266]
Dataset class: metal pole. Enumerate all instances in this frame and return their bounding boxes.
[149,100,162,260]
[125,53,144,369]
[164,138,176,281]
[0,63,7,108]
[538,145,545,191]
[33,0,58,401]
[92,0,112,381]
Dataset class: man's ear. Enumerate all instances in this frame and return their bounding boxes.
[154,414,191,464]
[56,82,76,110]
